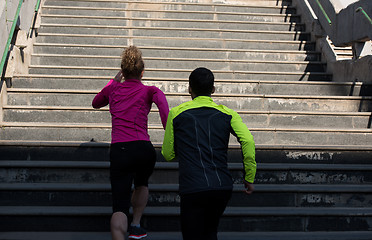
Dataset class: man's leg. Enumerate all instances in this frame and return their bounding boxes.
[181,190,232,240]
[180,192,206,240]
[204,190,232,240]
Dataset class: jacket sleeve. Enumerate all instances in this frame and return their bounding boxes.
[92,80,113,109]
[230,110,256,183]
[152,87,169,130]
[161,110,176,162]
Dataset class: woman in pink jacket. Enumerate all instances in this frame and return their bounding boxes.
[92,46,169,240]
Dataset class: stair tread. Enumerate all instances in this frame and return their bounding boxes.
[8,88,371,99]
[1,231,372,240]
[1,182,372,193]
[29,65,331,76]
[2,160,372,171]
[32,44,319,54]
[33,53,321,64]
[41,15,303,25]
[4,106,372,117]
[40,22,306,33]
[43,2,296,9]
[1,206,372,216]
[35,33,315,43]
[2,122,372,133]
[1,140,372,151]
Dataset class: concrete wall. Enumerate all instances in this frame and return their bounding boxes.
[308,0,372,46]
[332,55,372,83]
[293,0,372,83]
[1,0,38,73]
[330,0,359,12]
[0,0,19,68]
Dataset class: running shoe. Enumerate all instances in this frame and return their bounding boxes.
[128,225,147,239]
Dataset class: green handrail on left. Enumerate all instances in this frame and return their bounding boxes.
[0,0,41,78]
[0,0,23,78]
[35,0,41,12]
[316,0,332,25]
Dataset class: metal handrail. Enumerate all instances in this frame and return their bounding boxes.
[35,0,41,12]
[356,7,372,26]
[0,0,41,78]
[0,0,23,78]
[315,0,332,25]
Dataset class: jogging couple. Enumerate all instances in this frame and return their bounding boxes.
[92,46,256,240]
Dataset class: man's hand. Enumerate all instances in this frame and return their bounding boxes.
[243,180,254,195]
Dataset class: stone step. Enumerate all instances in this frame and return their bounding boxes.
[1,160,372,185]
[6,89,372,112]
[32,44,320,62]
[44,0,128,8]
[1,141,371,164]
[0,123,371,145]
[40,5,301,21]
[1,183,372,208]
[38,24,311,41]
[41,12,301,24]
[30,55,326,73]
[1,206,371,231]
[39,16,305,32]
[42,1,296,15]
[44,0,293,8]
[27,65,330,81]
[1,231,372,240]
[3,107,371,129]
[12,76,371,96]
[35,34,317,51]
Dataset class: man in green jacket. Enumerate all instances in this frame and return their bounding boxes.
[162,67,256,240]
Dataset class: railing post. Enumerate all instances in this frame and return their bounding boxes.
[0,80,7,126]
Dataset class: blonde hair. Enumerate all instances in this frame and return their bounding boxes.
[121,45,144,80]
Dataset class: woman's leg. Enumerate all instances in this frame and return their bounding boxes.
[131,141,156,226]
[131,186,149,225]
[111,212,128,240]
[110,142,134,240]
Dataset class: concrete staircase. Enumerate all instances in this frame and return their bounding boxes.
[1,0,372,239]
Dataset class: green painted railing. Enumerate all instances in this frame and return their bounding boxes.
[316,0,332,25]
[356,7,372,26]
[0,0,23,78]
[0,0,41,78]
[35,0,41,12]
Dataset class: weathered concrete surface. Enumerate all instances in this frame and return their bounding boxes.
[307,0,372,46]
[332,55,372,83]
[293,0,372,82]
[1,0,38,75]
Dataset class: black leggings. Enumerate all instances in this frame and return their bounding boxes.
[110,141,156,215]
[180,190,232,240]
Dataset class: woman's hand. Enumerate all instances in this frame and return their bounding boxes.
[114,70,123,82]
